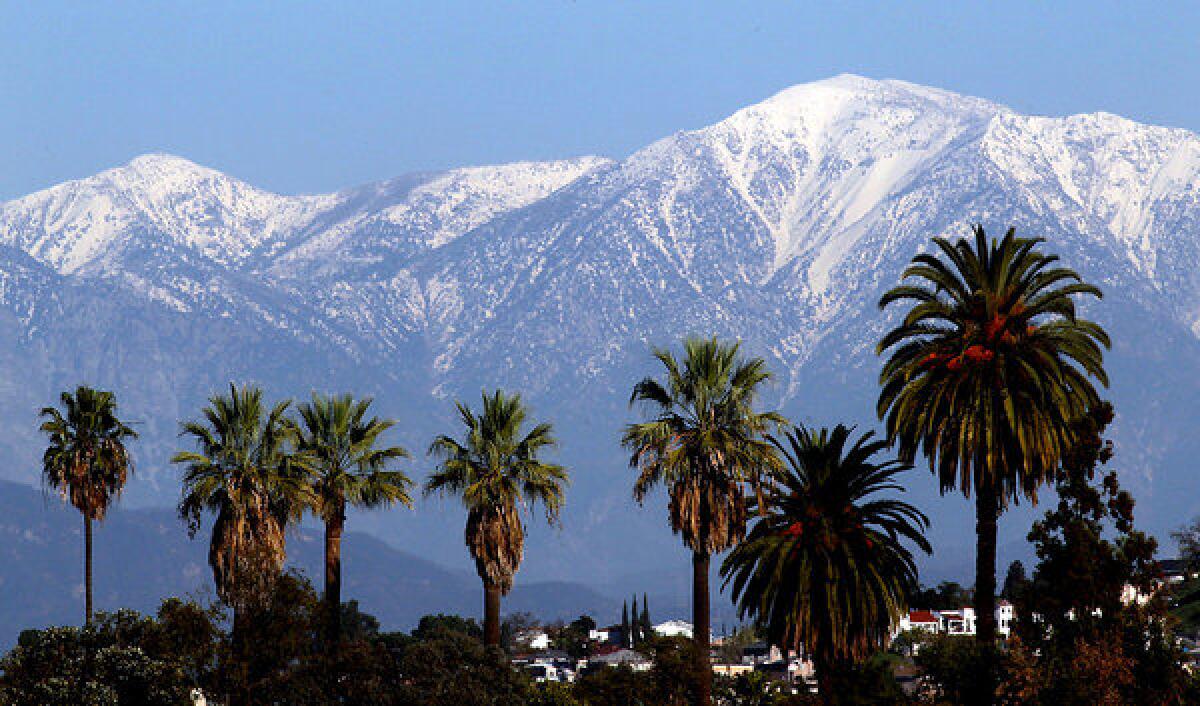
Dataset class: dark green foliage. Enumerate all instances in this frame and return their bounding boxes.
[914,634,996,705]
[551,615,596,659]
[721,424,930,694]
[645,635,706,705]
[824,652,909,706]
[574,665,653,706]
[414,612,485,640]
[640,593,651,641]
[1013,402,1190,705]
[0,601,221,706]
[909,581,972,610]
[340,599,380,642]
[527,682,582,706]
[393,630,531,706]
[999,561,1028,602]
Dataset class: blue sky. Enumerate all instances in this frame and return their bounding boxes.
[2,1,1198,199]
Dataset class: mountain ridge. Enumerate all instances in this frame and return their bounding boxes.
[1,74,1198,593]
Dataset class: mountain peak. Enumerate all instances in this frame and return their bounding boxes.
[743,74,1005,129]
[124,152,205,171]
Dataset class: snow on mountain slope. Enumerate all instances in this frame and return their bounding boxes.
[2,75,1200,582]
[267,157,611,280]
[0,154,337,274]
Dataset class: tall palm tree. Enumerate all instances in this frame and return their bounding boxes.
[721,425,931,701]
[174,383,309,620]
[425,389,567,647]
[291,392,413,650]
[877,226,1108,694]
[622,336,785,706]
[39,386,137,624]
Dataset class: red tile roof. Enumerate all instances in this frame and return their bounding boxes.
[908,610,938,623]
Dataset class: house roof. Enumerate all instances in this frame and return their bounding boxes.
[592,648,650,665]
[908,610,938,623]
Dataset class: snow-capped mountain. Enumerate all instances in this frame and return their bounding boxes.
[3,74,1200,585]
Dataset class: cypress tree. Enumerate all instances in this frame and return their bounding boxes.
[621,601,630,648]
[631,595,639,645]
[641,592,651,639]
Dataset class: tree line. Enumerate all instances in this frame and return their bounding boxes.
[20,225,1190,706]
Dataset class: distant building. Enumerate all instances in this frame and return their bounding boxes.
[590,647,652,671]
[653,619,694,639]
[996,600,1014,637]
[892,602,1016,640]
[938,607,976,636]
[514,629,551,650]
[896,609,939,636]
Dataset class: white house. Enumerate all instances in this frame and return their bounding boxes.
[653,619,694,639]
[516,629,552,651]
[896,609,940,636]
[939,607,976,636]
[591,648,652,671]
[996,600,1015,637]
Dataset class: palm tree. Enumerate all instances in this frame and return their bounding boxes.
[877,226,1108,692]
[291,392,413,650]
[425,389,567,647]
[174,383,309,622]
[721,425,931,701]
[39,386,137,624]
[622,336,785,706]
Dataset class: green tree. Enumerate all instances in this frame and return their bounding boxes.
[1017,401,1187,705]
[877,226,1109,699]
[623,336,785,706]
[174,383,309,706]
[425,389,568,647]
[641,592,652,642]
[574,664,653,706]
[394,629,532,706]
[38,386,138,624]
[551,615,596,659]
[721,424,930,701]
[290,392,413,651]
[910,581,972,610]
[1000,560,1028,602]
[0,600,222,706]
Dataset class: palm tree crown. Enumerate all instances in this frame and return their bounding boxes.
[876,225,1109,683]
[721,425,931,687]
[291,392,413,521]
[39,386,137,521]
[622,336,785,554]
[174,383,309,608]
[623,336,784,706]
[877,226,1109,502]
[425,389,567,594]
[290,392,412,649]
[39,385,137,623]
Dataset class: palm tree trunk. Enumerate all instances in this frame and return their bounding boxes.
[84,515,93,624]
[324,506,345,652]
[815,656,834,705]
[230,606,248,706]
[975,483,999,704]
[693,551,713,706]
[484,579,502,647]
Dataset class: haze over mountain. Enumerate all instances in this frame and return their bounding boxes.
[2,75,1199,629]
